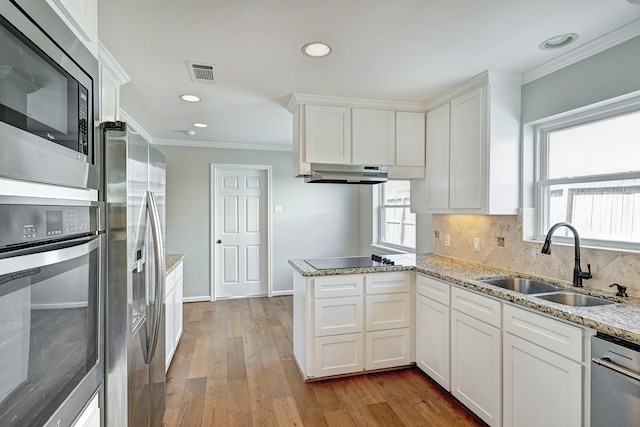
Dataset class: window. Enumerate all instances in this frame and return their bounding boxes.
[536,101,640,250]
[377,180,415,250]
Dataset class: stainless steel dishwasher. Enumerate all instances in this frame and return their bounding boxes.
[591,333,640,427]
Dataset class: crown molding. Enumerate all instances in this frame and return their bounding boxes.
[522,19,640,85]
[287,93,428,113]
[153,138,292,152]
[118,109,154,142]
[424,71,522,110]
[98,41,130,86]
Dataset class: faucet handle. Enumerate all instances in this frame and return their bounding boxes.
[586,263,592,277]
[609,283,628,297]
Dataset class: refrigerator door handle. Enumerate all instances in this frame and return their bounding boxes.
[145,190,166,364]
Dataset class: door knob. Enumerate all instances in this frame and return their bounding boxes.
[216,239,222,244]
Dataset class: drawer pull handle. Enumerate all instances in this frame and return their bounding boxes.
[592,356,640,382]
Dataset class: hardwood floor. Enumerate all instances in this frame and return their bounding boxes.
[163,296,482,427]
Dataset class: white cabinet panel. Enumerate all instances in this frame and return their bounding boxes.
[416,274,450,305]
[352,109,395,165]
[365,273,411,295]
[365,293,410,331]
[305,105,351,164]
[315,333,363,377]
[416,294,450,390]
[314,296,363,336]
[165,260,184,372]
[395,111,425,167]
[451,309,501,427]
[365,328,411,370]
[503,333,582,427]
[314,275,363,299]
[451,286,501,328]
[449,86,484,209]
[420,103,450,210]
[503,304,582,361]
[46,0,98,56]
[73,392,100,427]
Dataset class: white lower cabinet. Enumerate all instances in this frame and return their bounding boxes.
[416,293,450,390]
[451,308,502,427]
[502,304,587,427]
[165,260,184,372]
[503,333,581,427]
[293,271,412,379]
[365,328,411,370]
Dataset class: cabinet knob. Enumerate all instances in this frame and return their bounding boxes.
[216,239,222,244]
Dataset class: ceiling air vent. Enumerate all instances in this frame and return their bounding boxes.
[187,61,218,84]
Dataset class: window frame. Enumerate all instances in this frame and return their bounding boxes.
[534,96,640,252]
[373,180,415,253]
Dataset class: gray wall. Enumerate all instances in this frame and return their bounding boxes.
[522,36,640,124]
[157,145,364,300]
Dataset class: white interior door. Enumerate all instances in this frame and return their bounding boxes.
[214,167,268,298]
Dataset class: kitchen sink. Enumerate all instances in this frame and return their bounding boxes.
[534,292,615,307]
[480,277,563,294]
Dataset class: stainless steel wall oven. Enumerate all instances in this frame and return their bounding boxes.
[0,196,104,427]
[0,0,100,191]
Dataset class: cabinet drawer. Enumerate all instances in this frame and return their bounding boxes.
[451,287,501,328]
[315,333,363,377]
[314,297,363,336]
[365,293,411,331]
[503,304,583,361]
[365,273,411,295]
[416,274,450,305]
[365,328,411,370]
[314,275,363,299]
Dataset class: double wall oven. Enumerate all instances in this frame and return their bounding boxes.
[0,1,103,426]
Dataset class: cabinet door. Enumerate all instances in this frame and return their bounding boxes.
[365,293,410,332]
[46,0,98,55]
[174,264,184,347]
[100,64,120,122]
[395,112,425,167]
[451,309,501,427]
[449,86,484,210]
[165,286,175,372]
[305,105,351,164]
[416,295,450,390]
[352,109,395,165]
[314,296,363,336]
[503,333,582,427]
[424,103,450,210]
[365,328,411,370]
[314,333,363,377]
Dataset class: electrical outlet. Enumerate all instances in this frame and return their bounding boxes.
[497,236,505,247]
[474,237,481,252]
[434,230,440,238]
[444,235,450,247]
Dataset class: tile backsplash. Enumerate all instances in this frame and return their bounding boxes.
[432,213,640,298]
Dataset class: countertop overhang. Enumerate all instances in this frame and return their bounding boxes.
[289,253,640,345]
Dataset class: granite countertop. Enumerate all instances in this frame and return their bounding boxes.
[166,254,185,275]
[289,253,640,345]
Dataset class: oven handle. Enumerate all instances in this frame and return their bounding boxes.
[145,190,165,363]
[0,235,101,276]
[592,356,640,382]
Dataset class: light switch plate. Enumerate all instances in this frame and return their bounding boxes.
[444,235,450,247]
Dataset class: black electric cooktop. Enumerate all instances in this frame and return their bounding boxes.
[304,255,407,270]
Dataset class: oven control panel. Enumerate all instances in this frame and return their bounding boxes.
[0,204,97,249]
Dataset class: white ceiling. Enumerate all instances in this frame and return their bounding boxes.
[97,0,640,150]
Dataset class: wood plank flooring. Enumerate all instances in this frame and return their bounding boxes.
[163,296,483,427]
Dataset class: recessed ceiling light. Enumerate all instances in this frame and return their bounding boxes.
[179,94,201,102]
[192,122,208,128]
[539,33,578,50]
[302,41,332,58]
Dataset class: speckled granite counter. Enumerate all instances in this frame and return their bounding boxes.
[289,253,640,345]
[166,254,185,275]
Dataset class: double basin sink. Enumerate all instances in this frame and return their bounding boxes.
[479,277,615,307]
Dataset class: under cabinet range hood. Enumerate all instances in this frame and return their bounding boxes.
[305,163,388,184]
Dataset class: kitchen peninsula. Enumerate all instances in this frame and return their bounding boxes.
[290,253,640,427]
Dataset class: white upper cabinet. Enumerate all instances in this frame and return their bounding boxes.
[305,105,352,165]
[288,94,426,177]
[352,109,395,165]
[98,42,130,123]
[411,72,521,214]
[46,0,98,56]
[389,111,426,179]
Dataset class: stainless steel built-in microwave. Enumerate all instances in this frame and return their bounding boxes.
[0,0,100,191]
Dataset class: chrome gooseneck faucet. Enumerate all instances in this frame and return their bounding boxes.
[541,222,592,287]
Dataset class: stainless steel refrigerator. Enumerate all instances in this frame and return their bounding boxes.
[103,121,167,426]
